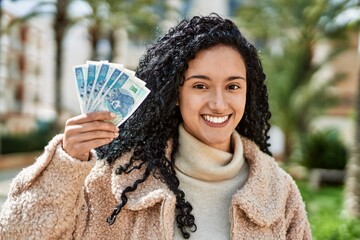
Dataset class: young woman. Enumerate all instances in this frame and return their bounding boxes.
[0,14,311,239]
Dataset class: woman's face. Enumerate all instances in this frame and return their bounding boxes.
[178,45,247,152]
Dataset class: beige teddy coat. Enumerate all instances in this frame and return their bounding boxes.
[0,135,311,240]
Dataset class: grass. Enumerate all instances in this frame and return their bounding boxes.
[297,181,360,240]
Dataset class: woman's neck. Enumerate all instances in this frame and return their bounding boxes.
[175,124,245,181]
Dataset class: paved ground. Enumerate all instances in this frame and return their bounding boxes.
[0,152,38,210]
[0,168,22,210]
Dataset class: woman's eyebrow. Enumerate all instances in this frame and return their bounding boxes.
[227,76,246,81]
[184,75,246,81]
[184,75,210,81]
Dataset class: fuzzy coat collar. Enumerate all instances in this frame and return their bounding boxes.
[110,136,285,228]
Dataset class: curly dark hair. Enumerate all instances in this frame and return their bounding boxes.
[97,13,271,239]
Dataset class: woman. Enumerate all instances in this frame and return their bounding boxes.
[0,14,311,239]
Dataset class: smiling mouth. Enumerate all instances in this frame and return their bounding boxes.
[202,115,230,124]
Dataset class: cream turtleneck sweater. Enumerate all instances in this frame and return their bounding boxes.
[173,125,249,240]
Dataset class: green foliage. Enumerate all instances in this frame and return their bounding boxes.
[234,0,353,161]
[85,0,172,60]
[297,181,360,239]
[87,0,165,38]
[299,129,348,170]
[0,121,56,154]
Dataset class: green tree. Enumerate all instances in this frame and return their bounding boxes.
[346,43,360,217]
[85,0,171,61]
[5,0,81,125]
[5,0,171,125]
[236,0,351,162]
[53,0,73,119]
[345,28,360,219]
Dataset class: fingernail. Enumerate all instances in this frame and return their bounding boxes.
[110,113,116,118]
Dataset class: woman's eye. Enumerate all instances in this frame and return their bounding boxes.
[227,84,240,90]
[193,84,207,89]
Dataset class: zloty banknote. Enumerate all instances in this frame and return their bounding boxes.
[89,67,129,112]
[73,60,150,126]
[86,61,110,111]
[84,61,98,112]
[91,74,150,126]
[74,64,88,113]
[85,61,125,111]
[122,68,146,87]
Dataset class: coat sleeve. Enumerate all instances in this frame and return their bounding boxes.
[0,134,96,240]
[285,180,312,240]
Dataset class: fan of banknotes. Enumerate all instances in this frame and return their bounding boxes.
[73,60,150,126]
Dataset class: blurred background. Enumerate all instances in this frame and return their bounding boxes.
[0,0,360,238]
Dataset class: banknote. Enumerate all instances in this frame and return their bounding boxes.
[84,62,98,112]
[89,69,130,112]
[92,73,150,126]
[74,65,87,113]
[87,62,109,110]
[73,60,150,126]
[122,68,146,87]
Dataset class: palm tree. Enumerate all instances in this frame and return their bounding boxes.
[237,0,360,218]
[53,0,72,119]
[345,29,360,218]
[235,0,350,162]
[6,0,78,125]
[6,0,171,126]
[85,0,171,62]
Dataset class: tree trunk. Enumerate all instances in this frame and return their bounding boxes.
[54,35,63,118]
[345,31,360,218]
[89,24,101,61]
[53,0,69,130]
[283,131,293,163]
[108,29,116,62]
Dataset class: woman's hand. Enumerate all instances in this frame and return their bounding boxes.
[63,111,119,161]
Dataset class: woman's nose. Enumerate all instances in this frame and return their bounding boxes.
[208,90,228,112]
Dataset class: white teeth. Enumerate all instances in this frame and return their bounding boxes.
[203,115,229,124]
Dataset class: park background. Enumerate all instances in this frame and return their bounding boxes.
[0,0,360,239]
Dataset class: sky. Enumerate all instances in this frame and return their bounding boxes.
[2,0,54,17]
[2,0,92,17]
[3,0,360,27]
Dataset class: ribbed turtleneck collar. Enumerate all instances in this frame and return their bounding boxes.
[175,124,245,181]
